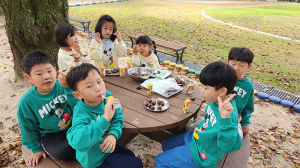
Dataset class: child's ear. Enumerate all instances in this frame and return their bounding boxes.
[226,59,229,64]
[219,87,228,97]
[24,73,32,84]
[72,91,83,100]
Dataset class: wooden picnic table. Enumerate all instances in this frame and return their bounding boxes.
[22,71,204,168]
[102,71,204,145]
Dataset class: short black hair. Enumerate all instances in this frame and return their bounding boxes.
[228,47,254,65]
[95,15,117,42]
[53,23,76,47]
[200,61,237,95]
[136,35,160,63]
[136,35,152,46]
[22,50,54,75]
[66,63,101,91]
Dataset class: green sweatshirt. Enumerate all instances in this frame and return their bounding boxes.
[233,76,254,126]
[190,100,242,168]
[17,79,78,153]
[67,91,123,168]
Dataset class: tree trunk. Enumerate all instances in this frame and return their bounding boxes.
[0,0,69,80]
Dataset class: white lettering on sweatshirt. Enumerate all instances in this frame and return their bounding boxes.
[38,94,67,118]
[233,86,247,98]
[207,106,217,127]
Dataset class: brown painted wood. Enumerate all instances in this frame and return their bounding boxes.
[103,73,203,105]
[103,73,203,134]
[23,145,82,168]
[222,134,250,168]
[129,34,185,51]
[216,154,227,168]
[22,145,60,168]
[117,133,138,146]
[141,130,173,143]
[49,157,82,168]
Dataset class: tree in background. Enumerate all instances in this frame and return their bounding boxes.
[0,0,69,80]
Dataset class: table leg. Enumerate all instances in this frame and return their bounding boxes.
[117,133,138,146]
[141,130,173,143]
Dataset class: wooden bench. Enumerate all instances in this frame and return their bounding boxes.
[129,34,187,64]
[69,16,91,33]
[23,134,250,168]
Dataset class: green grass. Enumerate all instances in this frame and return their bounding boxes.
[69,0,300,94]
[207,5,300,40]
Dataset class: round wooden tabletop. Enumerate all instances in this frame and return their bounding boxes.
[102,72,204,134]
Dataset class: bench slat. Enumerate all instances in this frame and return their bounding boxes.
[69,16,91,23]
[129,35,185,51]
[22,145,60,168]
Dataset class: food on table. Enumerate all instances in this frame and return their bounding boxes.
[157,99,162,105]
[175,77,185,85]
[190,97,196,101]
[147,103,152,108]
[147,98,152,103]
[150,106,155,110]
[164,87,178,96]
[161,100,164,106]
[157,105,162,111]
[131,72,149,76]
[151,100,156,105]
[136,86,142,90]
[157,71,161,74]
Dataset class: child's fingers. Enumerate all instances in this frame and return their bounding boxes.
[35,157,39,166]
[111,144,116,153]
[43,152,47,158]
[102,142,110,152]
[99,139,107,148]
[105,144,112,153]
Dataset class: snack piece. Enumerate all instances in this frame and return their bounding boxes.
[157,105,162,111]
[111,68,119,73]
[157,71,161,74]
[153,72,156,75]
[136,86,142,90]
[157,99,162,105]
[164,87,178,96]
[148,98,152,103]
[147,103,152,108]
[150,106,155,110]
[161,100,165,106]
[151,100,156,105]
[175,77,185,85]
[145,102,149,107]
[190,97,196,101]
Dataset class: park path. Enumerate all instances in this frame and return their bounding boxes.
[201,7,300,43]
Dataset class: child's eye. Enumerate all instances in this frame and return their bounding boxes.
[48,70,52,73]
[87,85,92,88]
[98,81,101,84]
[37,73,42,76]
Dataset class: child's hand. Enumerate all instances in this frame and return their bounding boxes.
[147,61,154,67]
[103,98,119,122]
[99,134,116,153]
[58,71,68,87]
[133,45,139,55]
[242,126,249,134]
[71,53,81,62]
[95,32,102,43]
[218,94,236,118]
[73,41,82,55]
[27,150,46,167]
[113,31,122,42]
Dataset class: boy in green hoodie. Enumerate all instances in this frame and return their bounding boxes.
[66,63,142,168]
[227,47,254,138]
[155,61,242,168]
[17,50,78,167]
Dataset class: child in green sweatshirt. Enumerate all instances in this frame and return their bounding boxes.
[155,61,242,168]
[17,50,79,167]
[227,47,254,139]
[66,63,142,168]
